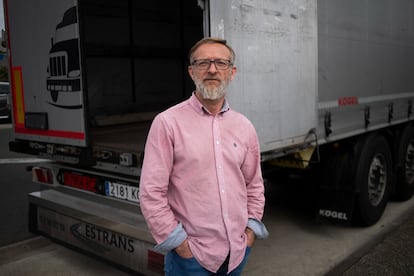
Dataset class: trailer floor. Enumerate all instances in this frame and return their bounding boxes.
[90,121,152,154]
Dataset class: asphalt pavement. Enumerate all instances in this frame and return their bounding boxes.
[329,207,414,276]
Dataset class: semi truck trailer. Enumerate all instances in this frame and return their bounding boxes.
[4,0,414,274]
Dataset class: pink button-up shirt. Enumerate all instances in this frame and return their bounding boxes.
[139,94,266,273]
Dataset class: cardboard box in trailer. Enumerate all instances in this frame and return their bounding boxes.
[4,0,414,274]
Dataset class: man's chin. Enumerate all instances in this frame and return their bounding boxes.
[203,82,220,90]
[195,82,227,100]
[201,91,226,100]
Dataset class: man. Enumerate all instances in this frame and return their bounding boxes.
[139,37,268,275]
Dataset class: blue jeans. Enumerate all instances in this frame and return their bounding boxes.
[165,247,251,276]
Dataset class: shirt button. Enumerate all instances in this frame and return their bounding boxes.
[216,140,220,145]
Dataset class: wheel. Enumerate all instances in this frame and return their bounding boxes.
[394,123,414,201]
[352,134,392,226]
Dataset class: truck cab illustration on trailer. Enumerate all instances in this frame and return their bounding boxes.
[46,6,81,105]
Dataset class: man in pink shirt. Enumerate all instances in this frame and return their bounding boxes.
[139,37,268,275]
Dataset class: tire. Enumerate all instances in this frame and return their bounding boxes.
[394,123,414,201]
[352,134,392,226]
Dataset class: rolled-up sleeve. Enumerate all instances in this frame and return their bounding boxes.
[243,127,268,238]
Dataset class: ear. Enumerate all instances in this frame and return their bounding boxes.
[229,66,237,81]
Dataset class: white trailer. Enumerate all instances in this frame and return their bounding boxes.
[4,0,414,273]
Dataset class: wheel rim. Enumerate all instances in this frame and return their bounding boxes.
[368,154,387,206]
[405,140,414,185]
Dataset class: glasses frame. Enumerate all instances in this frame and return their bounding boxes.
[191,59,233,70]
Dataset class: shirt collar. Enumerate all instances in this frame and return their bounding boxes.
[190,92,230,115]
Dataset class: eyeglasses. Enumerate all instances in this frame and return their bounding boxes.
[191,59,233,70]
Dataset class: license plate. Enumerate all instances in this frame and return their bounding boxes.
[105,181,139,203]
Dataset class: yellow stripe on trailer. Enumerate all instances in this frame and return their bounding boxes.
[269,147,316,169]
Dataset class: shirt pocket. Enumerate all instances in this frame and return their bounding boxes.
[228,139,248,167]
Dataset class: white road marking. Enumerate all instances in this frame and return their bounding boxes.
[0,158,51,164]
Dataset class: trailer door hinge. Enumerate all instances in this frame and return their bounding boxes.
[388,102,394,123]
[324,111,332,137]
[197,0,205,10]
[364,106,370,129]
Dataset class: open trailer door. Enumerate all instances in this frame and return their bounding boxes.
[6,0,87,147]
[208,0,318,154]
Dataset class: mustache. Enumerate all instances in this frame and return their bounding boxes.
[203,78,221,81]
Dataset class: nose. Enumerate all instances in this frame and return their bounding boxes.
[207,61,218,73]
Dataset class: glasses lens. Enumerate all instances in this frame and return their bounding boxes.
[215,60,230,69]
[193,59,231,70]
[197,60,211,69]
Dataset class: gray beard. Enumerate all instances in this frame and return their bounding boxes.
[195,79,228,100]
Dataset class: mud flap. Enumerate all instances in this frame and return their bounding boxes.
[316,144,357,224]
[317,189,355,224]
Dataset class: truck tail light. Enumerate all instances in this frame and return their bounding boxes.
[32,167,53,184]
